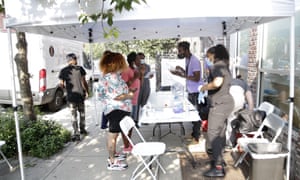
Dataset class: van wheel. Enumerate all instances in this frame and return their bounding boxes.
[48,90,64,112]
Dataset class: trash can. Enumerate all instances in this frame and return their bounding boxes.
[247,142,288,180]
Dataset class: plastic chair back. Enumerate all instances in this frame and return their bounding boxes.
[257,101,275,116]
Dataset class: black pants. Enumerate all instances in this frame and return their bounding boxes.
[188,93,202,139]
[106,110,131,133]
[207,96,234,165]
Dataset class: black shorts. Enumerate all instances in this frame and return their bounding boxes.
[106,110,131,133]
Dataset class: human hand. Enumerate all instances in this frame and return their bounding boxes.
[198,85,204,92]
[175,66,184,71]
[129,88,137,93]
[198,92,206,104]
[114,94,124,101]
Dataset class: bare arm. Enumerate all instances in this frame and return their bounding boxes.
[245,90,254,110]
[59,80,65,88]
[170,66,186,78]
[113,91,134,101]
[200,77,224,91]
[81,76,89,98]
[187,71,200,82]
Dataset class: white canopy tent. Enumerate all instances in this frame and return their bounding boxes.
[3,0,296,179]
[4,0,295,42]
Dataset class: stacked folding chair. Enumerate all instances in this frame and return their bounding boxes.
[234,112,286,167]
[0,140,13,171]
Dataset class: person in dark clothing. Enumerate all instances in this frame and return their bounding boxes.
[136,52,152,107]
[59,53,89,141]
[199,44,234,177]
[136,52,152,125]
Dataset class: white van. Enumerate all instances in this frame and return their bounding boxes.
[0,32,92,111]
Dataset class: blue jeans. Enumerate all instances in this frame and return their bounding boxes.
[131,105,138,124]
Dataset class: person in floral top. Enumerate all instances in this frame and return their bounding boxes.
[96,52,133,171]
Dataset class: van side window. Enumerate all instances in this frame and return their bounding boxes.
[82,52,92,70]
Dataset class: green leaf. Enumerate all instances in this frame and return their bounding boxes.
[104,32,109,39]
[111,28,120,38]
[107,16,113,26]
[89,14,100,21]
[124,1,133,11]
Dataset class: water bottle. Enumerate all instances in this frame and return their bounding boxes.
[171,82,184,97]
[173,95,184,113]
[171,83,184,113]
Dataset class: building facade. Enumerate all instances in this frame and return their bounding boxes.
[230,10,300,179]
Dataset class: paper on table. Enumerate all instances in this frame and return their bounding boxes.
[144,71,154,78]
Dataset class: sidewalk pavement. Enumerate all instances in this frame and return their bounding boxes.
[0,98,204,180]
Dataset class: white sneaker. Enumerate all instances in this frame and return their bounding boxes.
[107,159,128,171]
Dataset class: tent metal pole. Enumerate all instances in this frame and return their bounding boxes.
[88,28,99,126]
[233,32,238,78]
[7,28,25,180]
[89,43,99,126]
[286,14,295,180]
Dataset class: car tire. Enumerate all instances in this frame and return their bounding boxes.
[48,90,64,112]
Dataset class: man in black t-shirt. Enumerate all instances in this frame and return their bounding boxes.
[59,53,89,141]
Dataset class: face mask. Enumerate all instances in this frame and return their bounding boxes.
[140,59,145,64]
[177,53,185,59]
[133,64,137,69]
[206,59,213,67]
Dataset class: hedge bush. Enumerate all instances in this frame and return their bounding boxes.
[0,111,71,159]
[0,113,22,158]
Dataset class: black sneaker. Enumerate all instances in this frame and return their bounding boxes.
[80,129,88,135]
[71,134,80,142]
[203,167,225,177]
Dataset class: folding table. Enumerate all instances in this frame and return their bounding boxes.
[139,91,200,168]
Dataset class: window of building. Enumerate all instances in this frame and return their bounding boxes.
[260,11,300,128]
[236,29,250,79]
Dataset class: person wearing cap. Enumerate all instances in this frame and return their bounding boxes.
[59,53,89,141]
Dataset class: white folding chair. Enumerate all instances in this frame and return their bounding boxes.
[257,101,275,116]
[234,113,286,167]
[0,140,13,171]
[120,116,166,180]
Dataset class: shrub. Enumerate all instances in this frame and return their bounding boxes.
[21,120,71,158]
[0,113,22,158]
[0,111,71,159]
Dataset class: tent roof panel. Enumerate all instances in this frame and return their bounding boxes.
[3,0,296,42]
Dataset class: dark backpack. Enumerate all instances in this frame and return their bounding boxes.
[231,109,266,134]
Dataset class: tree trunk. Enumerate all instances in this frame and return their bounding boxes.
[14,32,36,121]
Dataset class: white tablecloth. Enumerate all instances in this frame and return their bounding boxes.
[139,91,200,124]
